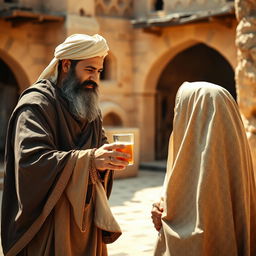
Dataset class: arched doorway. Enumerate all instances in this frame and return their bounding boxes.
[0,59,19,154]
[155,43,236,160]
[100,52,117,81]
[103,112,123,127]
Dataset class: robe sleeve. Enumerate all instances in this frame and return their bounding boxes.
[13,106,78,230]
[65,150,92,232]
[101,127,108,145]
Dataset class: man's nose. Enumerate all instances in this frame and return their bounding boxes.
[89,71,99,82]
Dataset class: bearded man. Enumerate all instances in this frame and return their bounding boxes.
[1,34,129,256]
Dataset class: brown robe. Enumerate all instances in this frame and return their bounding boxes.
[154,82,256,256]
[1,80,121,256]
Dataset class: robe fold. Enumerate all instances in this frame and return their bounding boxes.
[1,79,121,256]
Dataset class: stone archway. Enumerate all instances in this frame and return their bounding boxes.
[100,52,117,81]
[0,49,29,155]
[0,49,30,93]
[0,58,19,153]
[100,101,128,127]
[155,43,236,160]
[103,112,123,127]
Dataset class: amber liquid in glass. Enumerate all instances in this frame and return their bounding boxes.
[116,143,134,165]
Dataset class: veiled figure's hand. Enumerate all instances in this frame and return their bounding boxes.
[151,201,164,231]
[94,143,130,171]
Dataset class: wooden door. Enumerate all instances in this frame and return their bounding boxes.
[155,90,176,160]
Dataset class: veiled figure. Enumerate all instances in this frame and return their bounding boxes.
[153,81,256,256]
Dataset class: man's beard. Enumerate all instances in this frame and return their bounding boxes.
[60,71,100,122]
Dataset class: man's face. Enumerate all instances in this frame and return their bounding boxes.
[60,56,104,122]
[74,56,104,87]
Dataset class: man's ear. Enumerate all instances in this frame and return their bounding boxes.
[62,59,71,73]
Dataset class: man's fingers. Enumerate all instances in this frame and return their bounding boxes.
[109,158,129,167]
[94,144,131,171]
[103,143,126,150]
[107,151,130,160]
[97,144,131,163]
[105,151,130,164]
[105,163,126,171]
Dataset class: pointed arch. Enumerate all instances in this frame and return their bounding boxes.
[100,101,128,126]
[100,51,117,81]
[154,42,236,159]
[0,49,30,92]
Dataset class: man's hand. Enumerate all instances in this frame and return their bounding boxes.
[151,201,164,231]
[94,143,130,171]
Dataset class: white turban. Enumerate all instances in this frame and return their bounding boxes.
[37,34,109,84]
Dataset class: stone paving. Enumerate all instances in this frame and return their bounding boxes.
[108,170,165,256]
[0,169,165,256]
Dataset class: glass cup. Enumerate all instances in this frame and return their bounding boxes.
[113,133,134,165]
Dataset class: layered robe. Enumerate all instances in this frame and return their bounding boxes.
[1,79,121,256]
[154,82,256,256]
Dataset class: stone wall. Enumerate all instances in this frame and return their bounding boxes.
[164,0,228,13]
[132,20,237,161]
[133,0,229,18]
[0,19,64,91]
[95,0,133,18]
[0,0,241,164]
[235,0,256,171]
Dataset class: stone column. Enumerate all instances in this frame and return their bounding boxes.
[235,0,256,170]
